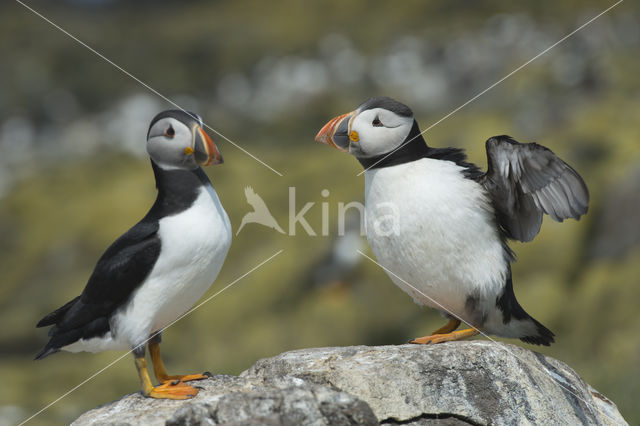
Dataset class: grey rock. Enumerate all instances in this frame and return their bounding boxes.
[73,375,376,426]
[245,342,627,425]
[74,342,627,426]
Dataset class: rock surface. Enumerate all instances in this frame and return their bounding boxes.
[73,342,627,426]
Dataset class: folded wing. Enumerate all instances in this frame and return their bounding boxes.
[481,136,589,242]
[35,221,161,358]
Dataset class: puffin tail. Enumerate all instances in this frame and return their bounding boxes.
[36,296,80,328]
[35,296,80,360]
[495,269,555,346]
[519,316,555,346]
[34,346,59,360]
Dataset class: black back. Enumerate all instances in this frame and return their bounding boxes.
[35,161,209,359]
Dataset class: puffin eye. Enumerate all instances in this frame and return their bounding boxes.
[165,125,175,138]
[372,117,383,127]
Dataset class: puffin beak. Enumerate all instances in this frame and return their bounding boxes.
[315,111,355,152]
[193,125,223,166]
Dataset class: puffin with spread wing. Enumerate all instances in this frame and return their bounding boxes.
[316,96,588,345]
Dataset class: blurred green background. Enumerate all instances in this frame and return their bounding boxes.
[1,0,639,424]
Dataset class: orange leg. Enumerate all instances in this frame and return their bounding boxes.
[135,356,199,400]
[409,325,479,345]
[149,341,211,383]
[432,318,461,335]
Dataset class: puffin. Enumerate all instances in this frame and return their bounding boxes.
[35,110,232,399]
[315,96,589,346]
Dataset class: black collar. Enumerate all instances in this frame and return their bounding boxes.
[357,120,431,170]
[147,161,208,219]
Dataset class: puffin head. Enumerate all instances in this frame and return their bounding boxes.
[146,110,222,170]
[315,96,415,159]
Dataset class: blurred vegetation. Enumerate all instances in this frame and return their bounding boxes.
[0,0,639,425]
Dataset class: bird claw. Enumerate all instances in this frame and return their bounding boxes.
[408,337,433,345]
[147,381,200,400]
[409,328,480,345]
[162,372,213,384]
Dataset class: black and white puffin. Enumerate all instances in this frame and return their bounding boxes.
[315,96,589,346]
[35,110,232,399]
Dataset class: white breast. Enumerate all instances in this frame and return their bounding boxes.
[112,184,232,347]
[364,158,508,321]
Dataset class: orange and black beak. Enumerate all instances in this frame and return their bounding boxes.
[193,125,223,166]
[315,111,356,152]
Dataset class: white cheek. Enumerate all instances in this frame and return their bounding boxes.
[146,134,196,170]
[357,124,412,157]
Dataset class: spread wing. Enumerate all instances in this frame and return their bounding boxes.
[481,136,589,242]
[36,220,161,357]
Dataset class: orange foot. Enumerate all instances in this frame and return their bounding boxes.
[160,372,212,383]
[147,380,201,400]
[409,328,479,344]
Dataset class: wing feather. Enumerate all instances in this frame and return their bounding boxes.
[482,136,589,242]
[36,220,161,353]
